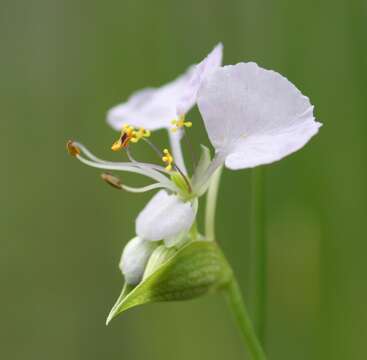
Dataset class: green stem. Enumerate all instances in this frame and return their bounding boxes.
[226,277,267,360]
[250,167,266,344]
[205,166,223,242]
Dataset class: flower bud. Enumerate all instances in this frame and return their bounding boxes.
[106,240,233,324]
[119,237,157,285]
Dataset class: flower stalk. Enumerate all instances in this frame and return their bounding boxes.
[250,167,266,344]
[226,277,267,360]
[205,165,266,358]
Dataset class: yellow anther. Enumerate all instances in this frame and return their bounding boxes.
[171,115,192,132]
[162,148,173,171]
[66,140,80,157]
[132,127,151,143]
[111,139,123,151]
[122,124,135,138]
[111,124,149,151]
[111,125,133,151]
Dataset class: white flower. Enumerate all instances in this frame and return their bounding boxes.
[68,50,322,289]
[107,43,223,132]
[197,62,322,170]
[119,237,157,285]
[136,190,197,246]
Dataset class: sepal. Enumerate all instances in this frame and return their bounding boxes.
[191,145,212,196]
[106,240,232,324]
[142,245,177,280]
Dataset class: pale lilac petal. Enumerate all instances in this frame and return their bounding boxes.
[197,62,321,169]
[107,80,188,131]
[176,43,223,115]
[107,43,223,131]
[136,190,196,241]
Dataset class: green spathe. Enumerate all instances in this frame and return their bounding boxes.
[106,240,232,324]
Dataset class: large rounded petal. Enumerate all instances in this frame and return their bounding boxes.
[197,62,322,169]
[136,190,196,241]
[176,43,223,115]
[119,237,157,285]
[107,43,223,131]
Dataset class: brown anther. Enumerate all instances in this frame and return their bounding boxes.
[66,140,80,157]
[101,173,122,190]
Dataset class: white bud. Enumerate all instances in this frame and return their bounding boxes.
[136,190,196,241]
[119,237,157,285]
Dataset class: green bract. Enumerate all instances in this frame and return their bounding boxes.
[106,240,232,324]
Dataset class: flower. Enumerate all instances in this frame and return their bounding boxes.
[107,43,223,132]
[197,62,322,170]
[67,48,322,292]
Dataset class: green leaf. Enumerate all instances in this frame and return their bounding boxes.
[106,240,232,324]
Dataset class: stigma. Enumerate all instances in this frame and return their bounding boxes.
[111,124,151,151]
[171,115,192,132]
[162,149,174,171]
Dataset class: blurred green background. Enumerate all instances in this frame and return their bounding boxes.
[1,0,366,359]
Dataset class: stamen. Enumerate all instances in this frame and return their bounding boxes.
[101,172,165,194]
[111,124,151,151]
[142,137,165,159]
[161,147,192,194]
[69,140,178,192]
[125,147,137,164]
[171,115,192,133]
[141,137,190,193]
[130,127,151,143]
[162,149,173,171]
[66,140,81,157]
[74,140,167,174]
[111,124,134,151]
[101,173,122,189]
[121,183,165,193]
[168,130,187,176]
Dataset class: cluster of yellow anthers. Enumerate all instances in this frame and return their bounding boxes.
[111,124,151,151]
[162,149,174,171]
[171,115,192,133]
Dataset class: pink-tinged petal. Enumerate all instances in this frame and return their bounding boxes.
[197,62,322,170]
